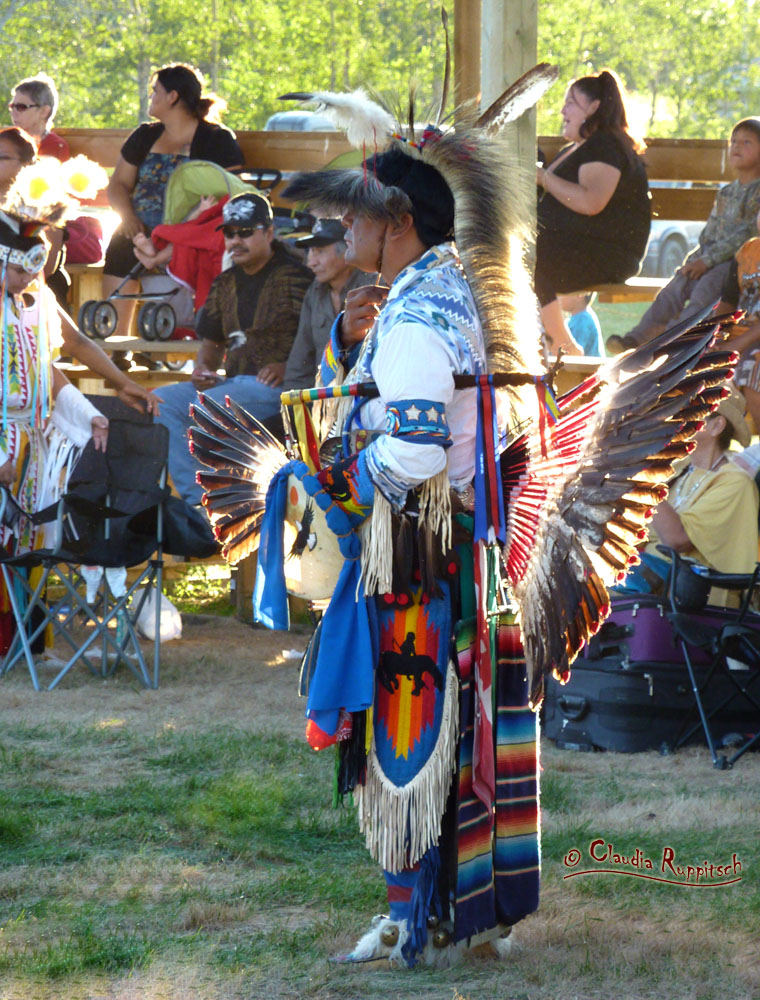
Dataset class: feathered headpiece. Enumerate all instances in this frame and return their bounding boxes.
[280,20,558,421]
[0,155,108,274]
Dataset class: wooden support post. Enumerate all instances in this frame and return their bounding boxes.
[454,0,481,115]
[481,0,539,175]
[234,553,258,622]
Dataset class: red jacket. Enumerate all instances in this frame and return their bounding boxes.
[150,198,227,310]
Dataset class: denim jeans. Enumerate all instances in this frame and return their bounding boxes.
[626,261,731,345]
[610,551,671,596]
[153,375,282,504]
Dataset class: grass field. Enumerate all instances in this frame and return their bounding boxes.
[595,301,648,344]
[0,610,758,1000]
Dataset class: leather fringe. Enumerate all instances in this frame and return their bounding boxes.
[360,486,393,595]
[418,467,452,553]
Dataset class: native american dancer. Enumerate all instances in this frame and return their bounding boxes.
[189,66,739,967]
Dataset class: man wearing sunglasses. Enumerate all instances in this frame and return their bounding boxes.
[9,74,69,161]
[154,191,311,504]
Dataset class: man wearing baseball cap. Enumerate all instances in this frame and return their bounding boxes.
[154,191,312,504]
[279,218,375,390]
[205,215,373,402]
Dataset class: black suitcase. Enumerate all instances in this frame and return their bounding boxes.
[542,656,760,753]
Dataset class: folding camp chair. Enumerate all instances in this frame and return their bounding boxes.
[0,419,170,691]
[659,546,760,769]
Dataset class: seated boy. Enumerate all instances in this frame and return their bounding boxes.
[608,118,760,353]
[558,292,605,357]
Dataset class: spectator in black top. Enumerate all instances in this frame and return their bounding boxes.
[535,69,650,355]
[103,63,243,337]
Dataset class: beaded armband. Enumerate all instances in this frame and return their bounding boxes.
[384,399,451,447]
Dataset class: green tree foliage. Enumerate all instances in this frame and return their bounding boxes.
[0,0,454,130]
[0,0,756,139]
[537,0,760,140]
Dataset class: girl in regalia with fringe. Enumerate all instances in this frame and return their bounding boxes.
[0,159,110,648]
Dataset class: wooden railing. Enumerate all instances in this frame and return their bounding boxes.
[539,136,730,221]
[59,127,356,206]
[60,129,730,336]
[60,128,731,219]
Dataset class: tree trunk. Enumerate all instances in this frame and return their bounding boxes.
[211,0,219,92]
[137,53,150,123]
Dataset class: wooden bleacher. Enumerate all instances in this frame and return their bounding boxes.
[62,128,732,218]
[59,129,732,341]
[59,127,356,204]
[53,130,734,620]
[62,128,359,368]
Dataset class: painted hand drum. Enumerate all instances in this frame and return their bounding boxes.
[283,473,344,600]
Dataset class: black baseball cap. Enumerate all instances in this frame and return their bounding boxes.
[216,191,273,230]
[296,217,347,248]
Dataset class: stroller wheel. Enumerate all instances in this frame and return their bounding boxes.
[91,301,118,339]
[77,300,98,337]
[137,302,158,340]
[154,303,176,341]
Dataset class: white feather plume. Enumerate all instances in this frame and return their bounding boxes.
[281,89,396,149]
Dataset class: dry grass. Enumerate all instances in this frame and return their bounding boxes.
[0,611,758,1000]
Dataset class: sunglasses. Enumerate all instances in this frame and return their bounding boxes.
[8,102,40,112]
[221,225,265,239]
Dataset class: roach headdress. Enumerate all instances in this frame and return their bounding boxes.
[280,53,559,392]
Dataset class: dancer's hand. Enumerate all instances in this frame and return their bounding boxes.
[91,415,109,452]
[117,381,161,416]
[0,460,15,485]
[340,285,389,345]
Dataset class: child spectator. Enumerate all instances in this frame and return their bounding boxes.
[558,292,605,356]
[608,118,760,353]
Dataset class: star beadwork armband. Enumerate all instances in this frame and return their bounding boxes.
[385,398,451,447]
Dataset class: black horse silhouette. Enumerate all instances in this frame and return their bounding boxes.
[378,631,444,696]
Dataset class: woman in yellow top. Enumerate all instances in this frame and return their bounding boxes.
[618,383,758,601]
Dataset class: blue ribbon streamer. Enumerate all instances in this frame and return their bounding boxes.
[473,378,506,544]
[253,458,376,738]
[252,464,293,631]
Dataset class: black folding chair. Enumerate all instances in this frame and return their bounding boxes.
[0,420,170,691]
[659,546,760,769]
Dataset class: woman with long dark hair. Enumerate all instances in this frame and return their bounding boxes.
[103,63,244,336]
[535,69,650,354]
